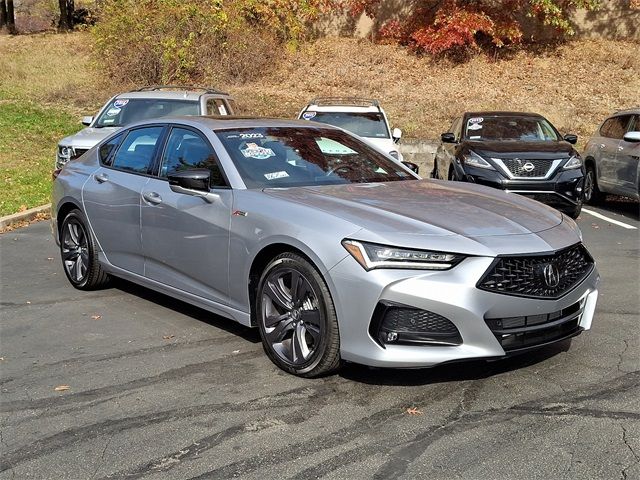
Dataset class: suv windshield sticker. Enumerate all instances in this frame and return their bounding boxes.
[302,112,317,120]
[241,143,275,159]
[106,108,121,117]
[102,118,115,124]
[264,171,289,180]
[467,123,483,131]
[114,99,129,108]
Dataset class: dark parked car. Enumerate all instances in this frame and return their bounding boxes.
[432,112,585,218]
[582,108,640,203]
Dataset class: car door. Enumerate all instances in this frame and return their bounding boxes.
[613,114,640,195]
[141,126,232,304]
[597,115,632,191]
[82,126,164,275]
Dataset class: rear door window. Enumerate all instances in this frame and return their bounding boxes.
[600,116,631,139]
[111,127,164,174]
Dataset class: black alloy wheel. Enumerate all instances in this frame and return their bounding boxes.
[256,252,340,377]
[583,164,603,204]
[60,210,110,290]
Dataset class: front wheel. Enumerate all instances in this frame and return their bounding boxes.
[583,164,603,204]
[60,210,110,290]
[256,252,340,377]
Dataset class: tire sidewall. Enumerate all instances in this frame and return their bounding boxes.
[60,210,93,289]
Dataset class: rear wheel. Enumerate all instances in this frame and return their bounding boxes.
[256,252,340,377]
[60,210,110,290]
[448,165,458,181]
[584,163,603,204]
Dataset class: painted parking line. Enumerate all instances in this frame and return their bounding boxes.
[581,208,637,230]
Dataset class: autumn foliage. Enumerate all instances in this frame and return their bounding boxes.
[345,0,601,55]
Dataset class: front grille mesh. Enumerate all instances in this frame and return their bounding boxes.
[477,243,593,299]
[383,308,459,334]
[501,158,553,177]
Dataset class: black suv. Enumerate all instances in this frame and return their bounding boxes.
[432,111,585,218]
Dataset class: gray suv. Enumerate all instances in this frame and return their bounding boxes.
[583,108,640,203]
[55,86,237,169]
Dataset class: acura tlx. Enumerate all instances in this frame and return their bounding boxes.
[52,117,600,377]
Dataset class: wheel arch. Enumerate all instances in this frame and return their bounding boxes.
[55,199,83,241]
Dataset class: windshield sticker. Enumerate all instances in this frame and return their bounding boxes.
[469,135,481,139]
[468,117,483,124]
[218,104,228,115]
[106,108,121,117]
[302,112,317,120]
[264,171,289,180]
[240,133,264,139]
[102,118,115,124]
[467,123,483,131]
[241,143,275,160]
[316,138,357,154]
[114,99,129,108]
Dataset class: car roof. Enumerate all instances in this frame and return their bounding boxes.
[303,97,384,114]
[612,107,640,116]
[463,111,546,118]
[114,86,232,102]
[131,116,339,130]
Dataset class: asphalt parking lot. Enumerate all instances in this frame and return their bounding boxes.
[1,198,638,480]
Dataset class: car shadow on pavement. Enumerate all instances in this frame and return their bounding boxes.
[591,196,640,220]
[111,278,261,344]
[339,339,573,386]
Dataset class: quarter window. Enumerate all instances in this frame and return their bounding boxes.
[111,127,163,174]
[160,127,226,187]
[600,116,631,139]
[99,133,124,166]
[206,98,230,116]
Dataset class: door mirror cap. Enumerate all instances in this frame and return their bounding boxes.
[623,131,640,143]
[402,161,419,174]
[441,132,456,143]
[168,169,217,202]
[563,134,578,144]
[82,116,94,126]
[392,128,402,143]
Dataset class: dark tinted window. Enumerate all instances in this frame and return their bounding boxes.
[600,115,631,139]
[95,99,199,128]
[216,127,415,189]
[111,127,163,174]
[627,115,638,133]
[464,116,559,141]
[303,112,390,139]
[161,127,226,187]
[99,133,124,166]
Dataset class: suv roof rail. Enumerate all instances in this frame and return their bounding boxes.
[309,97,381,108]
[134,85,229,95]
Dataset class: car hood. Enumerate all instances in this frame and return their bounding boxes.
[58,127,121,149]
[265,180,564,238]
[465,140,575,159]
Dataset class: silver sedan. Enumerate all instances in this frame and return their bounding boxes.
[52,117,600,377]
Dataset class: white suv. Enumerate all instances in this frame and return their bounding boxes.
[55,86,237,169]
[297,98,406,163]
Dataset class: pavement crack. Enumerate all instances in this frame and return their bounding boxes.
[617,340,631,374]
[621,425,640,480]
[90,436,112,480]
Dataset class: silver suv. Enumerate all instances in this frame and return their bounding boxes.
[583,108,640,203]
[55,86,237,169]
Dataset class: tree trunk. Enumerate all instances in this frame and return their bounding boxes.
[57,0,75,31]
[1,1,7,30]
[6,0,15,34]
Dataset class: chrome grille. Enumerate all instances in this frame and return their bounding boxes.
[477,244,594,299]
[501,158,554,178]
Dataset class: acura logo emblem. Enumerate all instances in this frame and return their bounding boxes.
[543,263,560,288]
[522,162,535,172]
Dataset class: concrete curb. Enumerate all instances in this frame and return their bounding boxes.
[0,204,51,229]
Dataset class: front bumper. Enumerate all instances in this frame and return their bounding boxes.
[457,163,584,212]
[329,254,599,368]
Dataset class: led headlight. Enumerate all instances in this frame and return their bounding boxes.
[342,240,465,271]
[563,155,582,170]
[462,150,495,170]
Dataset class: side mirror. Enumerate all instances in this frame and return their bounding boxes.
[168,169,217,203]
[441,132,456,143]
[82,116,94,126]
[402,161,419,174]
[563,134,578,144]
[392,128,402,143]
[623,131,640,143]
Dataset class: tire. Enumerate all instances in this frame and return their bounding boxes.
[431,160,439,179]
[448,165,458,181]
[567,202,582,219]
[584,163,603,204]
[256,252,340,377]
[60,209,110,290]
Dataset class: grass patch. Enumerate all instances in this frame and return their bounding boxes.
[0,101,79,216]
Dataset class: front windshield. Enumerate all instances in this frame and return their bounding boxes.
[216,127,415,189]
[94,99,200,128]
[464,116,560,142]
[303,112,390,139]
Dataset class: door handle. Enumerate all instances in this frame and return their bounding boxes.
[142,191,162,205]
[94,173,109,183]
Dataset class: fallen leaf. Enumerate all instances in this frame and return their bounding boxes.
[232,350,240,354]
[54,385,70,392]
[406,407,423,415]
[90,315,102,320]
[163,335,175,340]
[26,301,31,304]
[0,357,5,361]
[47,257,54,261]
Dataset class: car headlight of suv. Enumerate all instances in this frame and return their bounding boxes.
[563,155,582,170]
[461,150,495,170]
[342,240,465,270]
